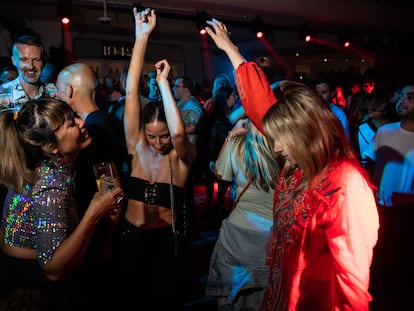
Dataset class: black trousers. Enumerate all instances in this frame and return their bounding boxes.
[0,250,84,310]
[113,219,185,310]
[369,204,414,311]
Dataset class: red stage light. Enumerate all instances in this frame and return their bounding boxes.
[58,0,72,25]
[256,31,263,38]
[61,17,70,24]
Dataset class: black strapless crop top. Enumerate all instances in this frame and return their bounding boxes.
[126,176,184,209]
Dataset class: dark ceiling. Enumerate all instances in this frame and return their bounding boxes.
[2,0,413,83]
[139,0,414,32]
[1,0,413,54]
[3,0,414,33]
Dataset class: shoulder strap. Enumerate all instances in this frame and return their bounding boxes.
[230,181,251,213]
[366,118,379,133]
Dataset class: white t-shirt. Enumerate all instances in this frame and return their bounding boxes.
[367,122,414,206]
[358,121,377,162]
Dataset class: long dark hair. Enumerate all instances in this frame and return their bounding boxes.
[211,86,235,119]
[142,101,167,124]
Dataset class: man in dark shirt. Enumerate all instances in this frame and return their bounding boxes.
[56,62,127,310]
[56,63,126,216]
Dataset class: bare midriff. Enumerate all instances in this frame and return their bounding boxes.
[125,199,172,229]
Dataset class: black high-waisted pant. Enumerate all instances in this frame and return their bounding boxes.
[113,219,184,310]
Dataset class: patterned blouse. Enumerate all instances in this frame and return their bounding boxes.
[0,77,57,113]
[1,159,78,265]
[176,96,204,145]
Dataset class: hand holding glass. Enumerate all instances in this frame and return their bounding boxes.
[93,162,124,207]
[93,162,116,193]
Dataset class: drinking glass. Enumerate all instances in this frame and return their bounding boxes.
[93,162,116,193]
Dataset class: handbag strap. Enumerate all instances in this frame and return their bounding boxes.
[168,153,186,236]
[230,181,251,213]
[168,153,176,235]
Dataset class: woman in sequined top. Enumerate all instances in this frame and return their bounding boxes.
[205,19,379,311]
[0,98,123,307]
[115,8,196,310]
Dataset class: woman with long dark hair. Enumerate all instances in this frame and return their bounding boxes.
[115,8,196,310]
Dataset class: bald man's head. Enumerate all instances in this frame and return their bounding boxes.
[58,63,96,92]
[56,63,98,113]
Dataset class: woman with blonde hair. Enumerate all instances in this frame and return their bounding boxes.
[205,18,379,311]
[206,116,280,309]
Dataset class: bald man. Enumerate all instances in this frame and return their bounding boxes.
[56,63,98,118]
[57,62,127,213]
[56,63,127,309]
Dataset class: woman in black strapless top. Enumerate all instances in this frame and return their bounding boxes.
[114,7,196,310]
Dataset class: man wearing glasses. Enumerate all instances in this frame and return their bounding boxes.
[172,76,204,146]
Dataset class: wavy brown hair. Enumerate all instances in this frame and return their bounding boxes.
[263,81,358,189]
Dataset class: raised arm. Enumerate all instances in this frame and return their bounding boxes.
[155,59,196,166]
[124,8,156,152]
[205,18,276,134]
[205,18,245,70]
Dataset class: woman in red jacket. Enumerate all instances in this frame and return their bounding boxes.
[205,18,379,311]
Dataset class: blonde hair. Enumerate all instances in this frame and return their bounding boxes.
[232,120,280,191]
[263,81,357,189]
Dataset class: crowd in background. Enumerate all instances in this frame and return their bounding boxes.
[0,7,413,311]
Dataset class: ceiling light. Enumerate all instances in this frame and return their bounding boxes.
[252,17,266,39]
[57,0,72,24]
[196,10,210,35]
[299,24,313,42]
[339,30,351,47]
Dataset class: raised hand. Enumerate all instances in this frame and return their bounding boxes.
[133,7,156,38]
[233,118,250,134]
[155,59,171,82]
[205,18,234,52]
[205,18,245,69]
